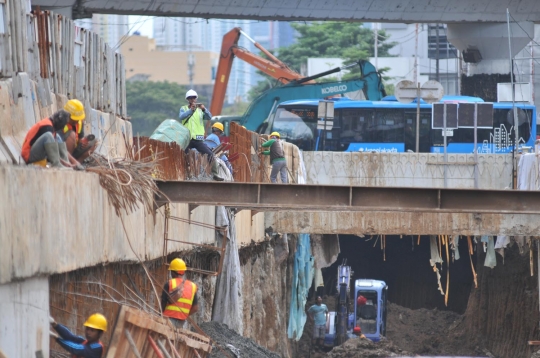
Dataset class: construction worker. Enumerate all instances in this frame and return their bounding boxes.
[261,132,288,183]
[307,296,328,352]
[161,258,199,329]
[50,313,107,358]
[204,122,232,174]
[179,89,223,181]
[62,99,97,161]
[352,326,367,339]
[21,109,78,169]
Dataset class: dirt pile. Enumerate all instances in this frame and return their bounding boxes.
[200,321,281,358]
[295,297,492,357]
[325,337,410,357]
[386,302,489,356]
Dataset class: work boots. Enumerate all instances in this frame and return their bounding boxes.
[44,142,71,170]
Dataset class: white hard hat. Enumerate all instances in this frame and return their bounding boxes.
[185,89,198,99]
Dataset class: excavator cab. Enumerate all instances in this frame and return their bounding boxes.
[354,279,388,342]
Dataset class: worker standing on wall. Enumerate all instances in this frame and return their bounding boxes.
[261,131,288,183]
[179,89,223,181]
[50,313,107,358]
[62,99,97,162]
[162,258,199,329]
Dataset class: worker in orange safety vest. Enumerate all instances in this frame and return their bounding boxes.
[161,258,199,328]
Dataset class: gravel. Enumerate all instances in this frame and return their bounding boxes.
[200,321,281,358]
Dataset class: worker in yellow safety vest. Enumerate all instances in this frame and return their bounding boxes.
[161,258,199,328]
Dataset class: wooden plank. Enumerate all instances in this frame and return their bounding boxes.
[125,311,173,339]
[106,305,129,357]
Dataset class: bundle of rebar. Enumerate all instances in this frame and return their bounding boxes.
[85,148,162,216]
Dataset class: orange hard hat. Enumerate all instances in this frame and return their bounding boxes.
[353,326,361,334]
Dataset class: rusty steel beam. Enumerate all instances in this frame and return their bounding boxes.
[156,181,540,214]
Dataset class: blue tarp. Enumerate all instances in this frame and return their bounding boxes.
[287,234,314,341]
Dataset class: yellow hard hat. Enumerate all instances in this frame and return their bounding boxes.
[64,99,85,121]
[169,258,187,273]
[212,122,224,132]
[270,132,280,138]
[84,313,107,331]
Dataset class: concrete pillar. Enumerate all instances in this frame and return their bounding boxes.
[0,277,50,358]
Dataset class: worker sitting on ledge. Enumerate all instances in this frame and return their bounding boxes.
[162,258,199,329]
[21,109,82,170]
[62,99,97,162]
[204,122,233,175]
[261,131,289,183]
[50,313,107,358]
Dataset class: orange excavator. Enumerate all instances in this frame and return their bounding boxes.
[210,27,315,116]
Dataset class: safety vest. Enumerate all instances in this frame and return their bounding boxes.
[181,105,205,140]
[72,340,104,358]
[63,121,83,145]
[163,278,197,320]
[21,118,56,163]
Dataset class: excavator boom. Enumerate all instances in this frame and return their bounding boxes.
[210,27,314,116]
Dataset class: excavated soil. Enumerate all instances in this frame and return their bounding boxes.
[200,321,281,358]
[295,296,490,358]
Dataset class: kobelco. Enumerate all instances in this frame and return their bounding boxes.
[321,85,347,94]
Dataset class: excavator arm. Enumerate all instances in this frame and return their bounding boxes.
[242,60,386,131]
[210,27,314,116]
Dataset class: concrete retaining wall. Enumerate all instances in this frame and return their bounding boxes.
[0,277,49,358]
[0,165,217,284]
[303,151,513,189]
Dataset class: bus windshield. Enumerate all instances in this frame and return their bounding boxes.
[272,107,317,150]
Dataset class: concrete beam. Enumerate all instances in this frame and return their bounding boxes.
[30,0,540,23]
[265,211,540,236]
[157,181,540,215]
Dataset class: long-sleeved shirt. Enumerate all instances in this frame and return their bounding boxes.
[53,324,103,358]
[179,106,212,122]
[262,139,286,163]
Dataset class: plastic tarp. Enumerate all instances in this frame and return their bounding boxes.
[287,234,314,341]
[212,206,244,334]
[149,119,191,150]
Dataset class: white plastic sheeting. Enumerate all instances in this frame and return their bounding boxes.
[287,234,314,341]
[212,206,244,334]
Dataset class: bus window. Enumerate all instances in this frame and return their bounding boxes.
[404,110,431,152]
[340,109,372,144]
[272,107,317,151]
[370,109,404,143]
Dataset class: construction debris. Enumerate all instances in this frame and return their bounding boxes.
[200,321,280,358]
[107,305,212,357]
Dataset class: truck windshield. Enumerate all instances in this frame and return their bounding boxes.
[272,107,317,151]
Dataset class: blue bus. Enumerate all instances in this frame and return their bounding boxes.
[267,96,536,153]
